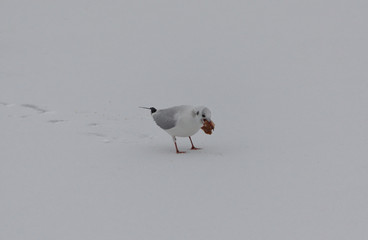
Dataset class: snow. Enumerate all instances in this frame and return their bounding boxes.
[1,0,368,239]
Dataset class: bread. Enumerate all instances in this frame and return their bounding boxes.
[201,120,215,135]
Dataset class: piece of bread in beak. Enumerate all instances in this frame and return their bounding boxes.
[201,120,215,135]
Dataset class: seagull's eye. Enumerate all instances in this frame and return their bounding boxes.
[202,114,205,118]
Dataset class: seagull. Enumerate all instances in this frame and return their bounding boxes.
[140,105,214,153]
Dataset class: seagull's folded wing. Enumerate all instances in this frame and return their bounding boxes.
[152,108,179,130]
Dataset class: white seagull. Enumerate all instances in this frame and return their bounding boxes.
[141,105,214,153]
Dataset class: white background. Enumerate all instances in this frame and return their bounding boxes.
[1,1,368,239]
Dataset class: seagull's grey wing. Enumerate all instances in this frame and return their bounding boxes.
[152,107,180,130]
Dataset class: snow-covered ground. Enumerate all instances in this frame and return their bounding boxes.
[1,1,368,239]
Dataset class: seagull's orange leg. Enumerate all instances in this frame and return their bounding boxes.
[172,136,185,154]
[189,136,201,150]
[174,142,186,154]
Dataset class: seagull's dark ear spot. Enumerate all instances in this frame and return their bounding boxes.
[196,111,199,115]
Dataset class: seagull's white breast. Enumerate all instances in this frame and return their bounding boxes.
[165,106,202,137]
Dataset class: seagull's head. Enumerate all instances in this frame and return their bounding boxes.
[194,106,212,124]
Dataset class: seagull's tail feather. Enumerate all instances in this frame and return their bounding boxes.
[139,106,157,114]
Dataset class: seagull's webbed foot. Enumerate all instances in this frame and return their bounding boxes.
[189,136,201,151]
